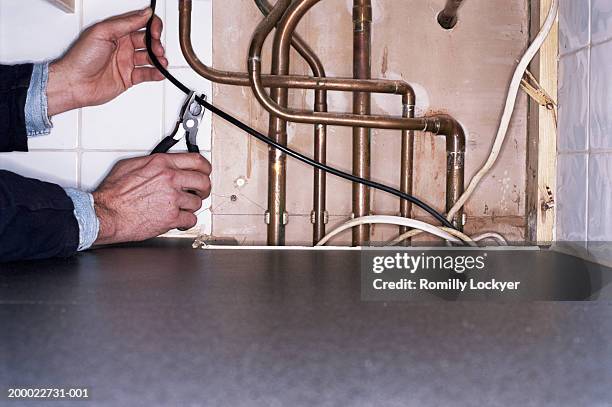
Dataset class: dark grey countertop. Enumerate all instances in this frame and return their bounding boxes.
[1,239,611,406]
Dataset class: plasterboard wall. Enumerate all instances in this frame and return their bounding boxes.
[209,0,530,245]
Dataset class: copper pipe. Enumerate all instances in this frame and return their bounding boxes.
[443,117,466,229]
[399,94,415,244]
[264,0,293,246]
[312,123,327,243]
[253,0,325,76]
[352,0,372,246]
[438,0,466,30]
[248,0,465,226]
[253,0,329,245]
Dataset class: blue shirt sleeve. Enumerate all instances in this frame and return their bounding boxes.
[25,62,53,137]
[63,188,100,251]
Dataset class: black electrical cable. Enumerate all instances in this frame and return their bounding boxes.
[145,0,456,230]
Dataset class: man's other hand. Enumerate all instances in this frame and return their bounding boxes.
[92,154,212,246]
[47,8,168,116]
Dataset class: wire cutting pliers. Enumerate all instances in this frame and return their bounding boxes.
[151,91,206,155]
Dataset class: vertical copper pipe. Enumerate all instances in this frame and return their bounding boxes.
[352,0,372,246]
[441,117,466,230]
[438,0,466,30]
[399,93,415,244]
[313,105,328,244]
[265,0,293,246]
[253,0,328,245]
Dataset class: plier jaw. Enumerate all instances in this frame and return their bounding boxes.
[151,91,206,155]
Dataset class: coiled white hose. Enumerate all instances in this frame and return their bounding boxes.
[315,215,478,247]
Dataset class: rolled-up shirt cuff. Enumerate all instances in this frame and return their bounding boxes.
[25,62,53,137]
[63,188,100,251]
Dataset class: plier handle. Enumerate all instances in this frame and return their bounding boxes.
[151,91,206,155]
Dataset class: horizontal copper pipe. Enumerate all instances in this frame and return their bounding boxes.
[178,0,415,99]
[438,0,466,29]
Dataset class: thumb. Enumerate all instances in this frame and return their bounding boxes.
[99,8,153,40]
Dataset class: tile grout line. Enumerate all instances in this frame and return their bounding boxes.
[585,0,592,242]
[76,0,85,190]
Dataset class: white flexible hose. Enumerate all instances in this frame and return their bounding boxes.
[446,0,559,222]
[471,232,508,246]
[315,215,475,247]
[389,227,508,247]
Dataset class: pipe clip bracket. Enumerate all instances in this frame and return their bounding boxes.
[265,210,289,226]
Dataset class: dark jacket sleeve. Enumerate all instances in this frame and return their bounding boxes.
[0,170,79,262]
[0,64,32,152]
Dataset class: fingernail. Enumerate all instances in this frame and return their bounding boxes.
[140,7,152,16]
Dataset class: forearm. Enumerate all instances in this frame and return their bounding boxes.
[47,60,79,117]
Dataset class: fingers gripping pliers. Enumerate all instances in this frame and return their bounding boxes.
[151,92,206,155]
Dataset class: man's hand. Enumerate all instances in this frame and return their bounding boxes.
[47,8,168,116]
[92,154,212,246]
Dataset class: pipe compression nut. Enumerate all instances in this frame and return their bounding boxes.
[424,118,443,134]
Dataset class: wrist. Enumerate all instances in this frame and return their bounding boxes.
[47,60,79,116]
[92,191,118,246]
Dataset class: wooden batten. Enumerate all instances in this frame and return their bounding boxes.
[526,0,558,244]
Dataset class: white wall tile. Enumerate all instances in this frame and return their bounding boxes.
[198,209,212,235]
[165,0,212,67]
[28,110,79,150]
[559,0,591,55]
[558,49,589,152]
[81,82,164,150]
[0,0,80,63]
[556,153,588,241]
[589,40,612,150]
[164,68,213,152]
[0,151,77,188]
[588,153,612,241]
[591,0,612,44]
[83,0,155,28]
